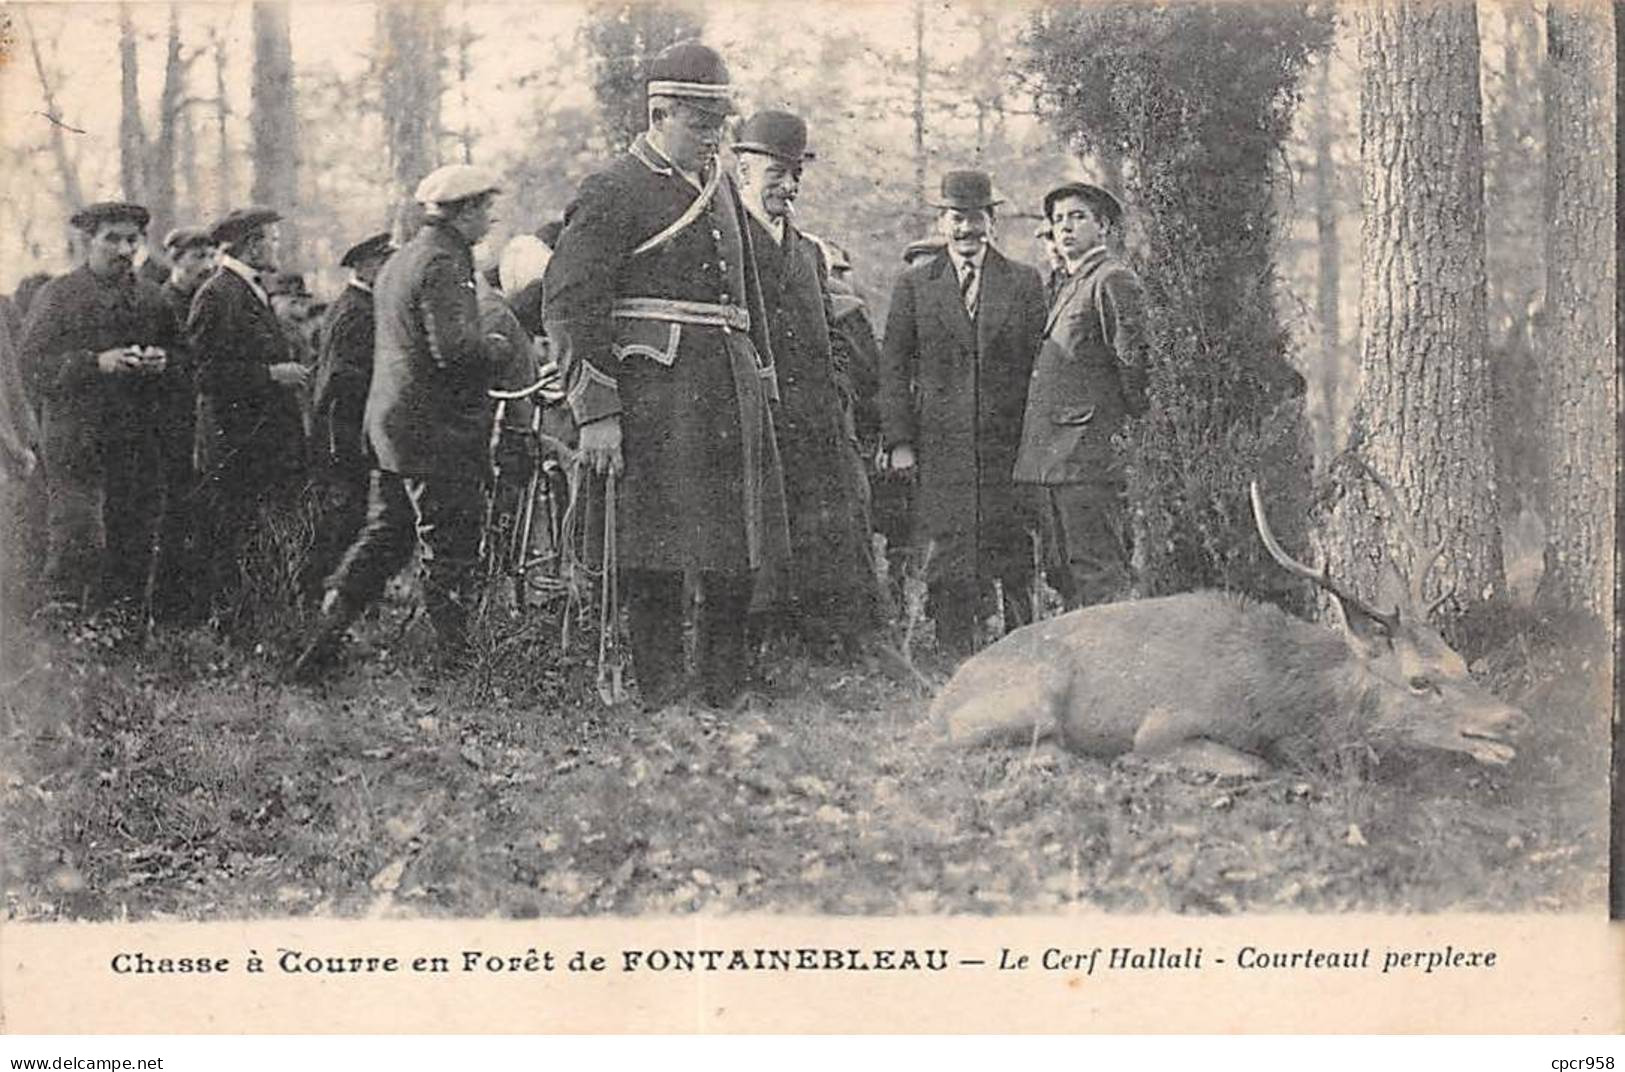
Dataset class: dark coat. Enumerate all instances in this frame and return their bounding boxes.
[366,221,492,481]
[19,265,179,479]
[311,281,376,472]
[544,134,789,576]
[187,265,307,483]
[878,246,1047,584]
[749,215,877,620]
[1013,248,1148,485]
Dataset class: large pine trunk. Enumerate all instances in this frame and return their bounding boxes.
[1329,0,1504,623]
[376,1,445,239]
[251,0,300,257]
[1538,0,1617,617]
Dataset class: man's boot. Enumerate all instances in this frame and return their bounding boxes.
[289,589,360,682]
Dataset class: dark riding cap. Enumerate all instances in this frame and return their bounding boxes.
[70,201,151,233]
[646,40,732,117]
[340,231,396,269]
[1042,182,1124,230]
[732,110,814,164]
[162,226,215,252]
[211,206,282,247]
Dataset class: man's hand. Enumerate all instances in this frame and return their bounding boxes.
[579,415,624,476]
[886,442,916,474]
[136,346,168,375]
[96,346,142,375]
[269,362,311,388]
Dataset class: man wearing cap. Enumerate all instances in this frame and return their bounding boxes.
[733,109,879,652]
[294,164,503,676]
[18,201,181,611]
[189,205,311,615]
[1014,182,1148,610]
[301,231,395,602]
[544,40,789,710]
[878,170,1047,656]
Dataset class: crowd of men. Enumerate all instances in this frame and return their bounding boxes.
[0,40,1148,713]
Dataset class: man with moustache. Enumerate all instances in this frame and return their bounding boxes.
[878,170,1047,656]
[1014,183,1148,609]
[544,41,789,710]
[294,165,504,677]
[18,201,180,612]
[733,110,879,653]
[188,206,311,616]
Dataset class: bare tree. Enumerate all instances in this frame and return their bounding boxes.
[1538,0,1617,615]
[1312,54,1340,468]
[211,22,234,216]
[1328,0,1504,623]
[251,0,300,256]
[23,8,85,212]
[119,4,148,204]
[376,0,446,237]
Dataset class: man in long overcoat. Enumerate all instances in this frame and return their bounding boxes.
[19,201,181,611]
[1014,183,1148,608]
[734,110,879,651]
[294,165,503,677]
[188,206,311,615]
[878,170,1047,654]
[544,41,790,709]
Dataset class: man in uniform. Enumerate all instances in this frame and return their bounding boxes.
[294,165,503,677]
[1014,182,1148,609]
[544,41,790,710]
[189,206,311,615]
[149,225,217,621]
[302,231,395,603]
[18,201,180,612]
[733,109,879,653]
[878,170,1047,656]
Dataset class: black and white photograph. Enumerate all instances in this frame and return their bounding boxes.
[0,0,1618,1038]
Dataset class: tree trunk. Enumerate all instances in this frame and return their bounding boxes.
[250,0,300,257]
[912,0,928,230]
[376,1,445,239]
[1330,0,1504,625]
[146,4,186,243]
[212,25,234,216]
[118,3,148,204]
[1312,54,1340,469]
[23,10,85,211]
[1538,0,1617,616]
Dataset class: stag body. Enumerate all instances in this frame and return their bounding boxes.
[934,473,1528,775]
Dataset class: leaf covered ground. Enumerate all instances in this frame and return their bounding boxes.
[0,595,1609,921]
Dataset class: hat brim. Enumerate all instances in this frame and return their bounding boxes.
[928,198,1003,210]
[731,142,815,163]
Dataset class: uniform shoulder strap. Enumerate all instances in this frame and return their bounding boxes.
[631,165,721,258]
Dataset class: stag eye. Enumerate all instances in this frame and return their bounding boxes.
[1408,675,1437,695]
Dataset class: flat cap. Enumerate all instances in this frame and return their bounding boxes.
[901,238,946,265]
[162,225,215,252]
[340,231,395,269]
[929,170,1001,211]
[70,201,151,232]
[414,164,503,207]
[1042,181,1124,229]
[211,206,282,246]
[265,271,310,298]
[733,110,814,163]
[646,40,732,116]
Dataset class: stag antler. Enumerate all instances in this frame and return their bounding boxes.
[1344,456,1452,619]
[1249,481,1398,629]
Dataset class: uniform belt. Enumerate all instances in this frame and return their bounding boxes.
[611,297,750,332]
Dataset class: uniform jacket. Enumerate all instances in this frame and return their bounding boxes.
[188,264,308,482]
[1013,247,1148,485]
[311,281,376,471]
[366,220,492,480]
[878,245,1047,580]
[19,265,179,479]
[544,133,789,575]
[749,214,876,616]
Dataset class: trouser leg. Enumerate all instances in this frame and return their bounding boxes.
[402,474,484,659]
[101,435,164,608]
[43,471,102,608]
[150,432,200,622]
[696,570,752,707]
[1049,481,1131,609]
[302,464,369,602]
[328,469,416,612]
[625,568,685,705]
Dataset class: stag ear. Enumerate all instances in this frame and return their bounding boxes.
[1328,593,1395,659]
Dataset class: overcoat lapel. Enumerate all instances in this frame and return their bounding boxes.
[975,249,1015,353]
[1044,269,1087,335]
[926,256,977,353]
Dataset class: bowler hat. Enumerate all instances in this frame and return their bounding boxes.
[929,170,1001,211]
[646,40,732,116]
[1042,182,1124,230]
[732,110,814,164]
[70,201,151,233]
[162,225,214,252]
[340,231,395,269]
[211,206,282,247]
[415,164,502,207]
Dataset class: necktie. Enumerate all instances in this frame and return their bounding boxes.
[960,262,978,320]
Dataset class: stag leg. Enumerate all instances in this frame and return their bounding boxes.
[1131,709,1271,777]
